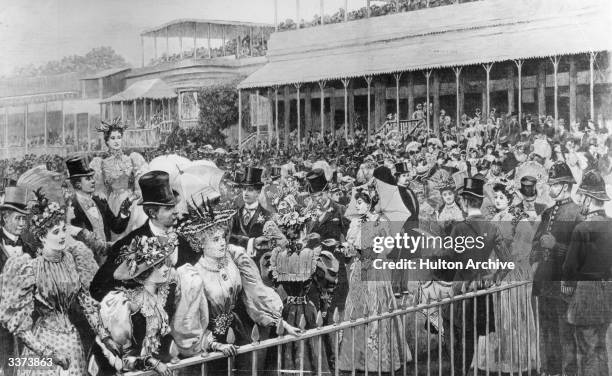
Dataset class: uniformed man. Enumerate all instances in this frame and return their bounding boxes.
[563,170,612,376]
[530,161,583,376]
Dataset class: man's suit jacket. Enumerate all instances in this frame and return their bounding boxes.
[89,220,199,301]
[229,204,272,249]
[71,194,129,241]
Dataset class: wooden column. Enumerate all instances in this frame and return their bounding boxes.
[133,99,137,127]
[249,28,253,57]
[318,81,326,135]
[193,23,197,61]
[514,60,524,124]
[433,71,440,136]
[222,26,226,56]
[374,81,385,129]
[143,99,147,126]
[329,87,336,138]
[296,0,300,29]
[394,73,401,128]
[255,90,260,142]
[121,101,125,121]
[341,78,350,140]
[179,33,183,59]
[24,105,28,152]
[407,73,414,120]
[550,56,561,125]
[453,67,462,129]
[507,64,515,113]
[44,102,48,147]
[569,56,577,124]
[166,27,169,57]
[348,81,355,136]
[424,70,432,134]
[365,76,372,140]
[284,86,291,146]
[344,0,348,22]
[274,87,279,149]
[207,24,212,58]
[483,63,494,120]
[304,86,312,139]
[61,101,65,145]
[238,89,242,151]
[295,84,302,150]
[274,0,278,31]
[589,52,598,121]
[537,61,546,117]
[367,0,371,17]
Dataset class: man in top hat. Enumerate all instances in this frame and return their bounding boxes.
[305,168,350,316]
[0,186,35,376]
[530,161,582,376]
[561,170,612,376]
[67,156,132,264]
[228,167,285,267]
[440,177,509,376]
[516,175,547,217]
[90,170,199,301]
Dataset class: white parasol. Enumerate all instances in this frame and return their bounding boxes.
[427,137,443,148]
[17,165,66,204]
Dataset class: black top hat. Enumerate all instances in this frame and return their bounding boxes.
[0,187,30,214]
[458,178,484,198]
[240,167,264,188]
[520,176,537,198]
[548,161,576,185]
[394,162,411,175]
[306,169,328,193]
[577,170,610,201]
[268,166,282,180]
[66,156,95,178]
[137,171,178,206]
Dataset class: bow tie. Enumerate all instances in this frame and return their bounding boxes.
[3,237,22,247]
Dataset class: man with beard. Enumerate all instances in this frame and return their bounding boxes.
[530,161,583,376]
[563,170,612,376]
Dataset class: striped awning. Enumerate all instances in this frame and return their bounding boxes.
[239,0,612,89]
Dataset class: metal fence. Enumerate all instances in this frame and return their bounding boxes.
[126,281,537,376]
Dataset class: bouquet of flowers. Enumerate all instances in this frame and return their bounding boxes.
[274,199,312,244]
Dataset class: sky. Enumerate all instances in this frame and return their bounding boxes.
[0,0,377,76]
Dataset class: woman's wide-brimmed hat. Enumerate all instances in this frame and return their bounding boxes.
[577,170,610,201]
[113,234,177,280]
[0,187,30,214]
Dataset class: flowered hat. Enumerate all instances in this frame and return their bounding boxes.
[177,198,236,248]
[29,189,65,239]
[113,234,178,280]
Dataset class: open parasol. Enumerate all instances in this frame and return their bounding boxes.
[17,165,66,204]
[427,137,443,148]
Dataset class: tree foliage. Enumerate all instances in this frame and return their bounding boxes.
[9,46,128,78]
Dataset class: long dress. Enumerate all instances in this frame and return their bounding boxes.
[338,214,409,372]
[0,241,101,376]
[90,150,148,240]
[476,207,538,373]
[193,245,283,375]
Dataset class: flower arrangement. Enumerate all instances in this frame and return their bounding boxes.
[274,199,312,243]
[117,234,178,277]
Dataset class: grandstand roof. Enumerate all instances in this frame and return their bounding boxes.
[100,78,176,103]
[141,19,275,40]
[239,0,612,89]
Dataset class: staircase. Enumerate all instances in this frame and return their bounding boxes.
[374,119,423,138]
[240,131,270,149]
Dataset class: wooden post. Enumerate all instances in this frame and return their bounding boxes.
[207,24,212,58]
[61,101,65,145]
[179,33,183,59]
[144,98,147,127]
[87,113,91,151]
[238,89,242,151]
[274,0,278,31]
[295,83,302,150]
[589,52,597,121]
[483,63,494,120]
[348,81,355,137]
[296,0,300,29]
[537,61,546,117]
[141,36,144,67]
[193,22,197,61]
[284,86,291,147]
[256,90,260,142]
[154,35,157,60]
[330,86,336,139]
[514,60,524,125]
[44,102,48,147]
[550,56,561,125]
[407,72,414,121]
[433,71,440,136]
[568,56,577,125]
[453,67,463,129]
[394,73,402,128]
[274,87,279,149]
[507,64,515,113]
[424,70,432,134]
[249,28,253,57]
[133,99,137,127]
[365,76,372,140]
[341,78,350,140]
[344,0,348,22]
[304,86,312,141]
[367,0,371,17]
[321,0,325,24]
[121,101,124,121]
[318,81,326,135]
[166,27,169,57]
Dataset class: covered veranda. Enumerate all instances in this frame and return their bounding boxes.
[237,0,611,150]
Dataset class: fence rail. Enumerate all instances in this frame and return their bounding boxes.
[126,280,536,376]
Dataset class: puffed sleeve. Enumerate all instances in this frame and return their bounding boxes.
[66,238,99,288]
[171,264,212,357]
[0,254,50,356]
[89,156,108,199]
[226,245,283,327]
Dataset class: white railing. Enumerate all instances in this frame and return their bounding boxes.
[240,131,270,150]
[375,119,423,137]
[127,281,537,376]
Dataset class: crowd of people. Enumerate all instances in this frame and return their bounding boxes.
[0,106,611,376]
